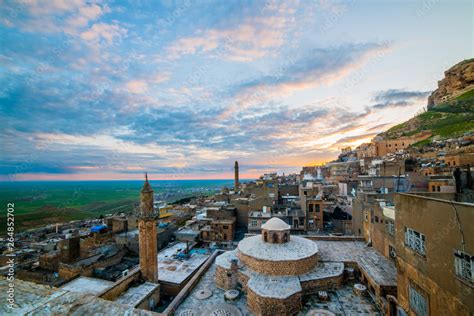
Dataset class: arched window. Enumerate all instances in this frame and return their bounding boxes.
[283,233,288,242]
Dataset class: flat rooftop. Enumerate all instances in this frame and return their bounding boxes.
[317,240,397,287]
[0,278,155,315]
[158,242,210,285]
[114,282,159,307]
[61,276,114,295]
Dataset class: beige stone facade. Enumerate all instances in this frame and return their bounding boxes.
[395,193,473,315]
[238,251,318,276]
[138,175,159,284]
[374,131,431,157]
[247,288,302,316]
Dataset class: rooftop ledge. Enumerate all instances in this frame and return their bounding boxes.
[396,192,474,206]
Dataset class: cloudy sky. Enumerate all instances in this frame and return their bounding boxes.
[0,0,472,180]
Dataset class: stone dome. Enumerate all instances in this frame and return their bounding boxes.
[261,217,291,244]
[261,217,290,231]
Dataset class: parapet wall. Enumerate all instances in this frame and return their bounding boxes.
[99,267,141,301]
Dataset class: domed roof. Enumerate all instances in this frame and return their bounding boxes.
[261,217,290,231]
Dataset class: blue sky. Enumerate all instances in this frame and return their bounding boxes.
[0,0,472,180]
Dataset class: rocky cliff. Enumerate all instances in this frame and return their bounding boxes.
[427,58,474,109]
[378,59,474,141]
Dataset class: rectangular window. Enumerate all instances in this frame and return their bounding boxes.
[386,220,395,236]
[250,220,257,227]
[409,285,428,316]
[454,250,473,284]
[405,227,426,256]
[308,204,314,212]
[223,225,229,229]
[315,204,320,212]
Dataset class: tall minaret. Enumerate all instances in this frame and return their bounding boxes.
[234,161,239,190]
[137,173,158,283]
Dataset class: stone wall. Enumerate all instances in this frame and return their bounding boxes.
[238,271,250,292]
[39,252,60,271]
[58,263,83,280]
[247,287,302,316]
[238,251,318,276]
[98,267,141,301]
[397,258,471,316]
[139,219,158,283]
[300,274,344,294]
[59,248,126,281]
[214,265,232,290]
[136,288,160,311]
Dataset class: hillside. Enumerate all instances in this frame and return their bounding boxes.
[380,88,474,143]
[379,59,474,144]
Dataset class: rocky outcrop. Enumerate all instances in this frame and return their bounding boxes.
[427,59,474,109]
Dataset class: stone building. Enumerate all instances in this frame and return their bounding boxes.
[427,176,455,192]
[230,197,251,228]
[306,197,324,231]
[201,218,236,244]
[374,131,431,157]
[395,193,474,315]
[247,208,272,232]
[443,152,474,167]
[214,217,344,315]
[59,236,80,263]
[356,142,377,159]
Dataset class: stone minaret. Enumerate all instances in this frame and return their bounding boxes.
[234,161,239,190]
[137,173,158,283]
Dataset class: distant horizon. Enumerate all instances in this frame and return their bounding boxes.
[0,169,301,182]
[0,178,253,183]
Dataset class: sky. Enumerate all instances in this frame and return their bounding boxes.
[0,0,472,181]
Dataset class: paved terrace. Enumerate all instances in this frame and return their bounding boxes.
[174,263,382,316]
[60,276,114,295]
[115,282,159,308]
[316,241,397,287]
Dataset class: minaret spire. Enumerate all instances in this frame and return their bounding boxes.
[234,161,240,190]
[137,173,158,283]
